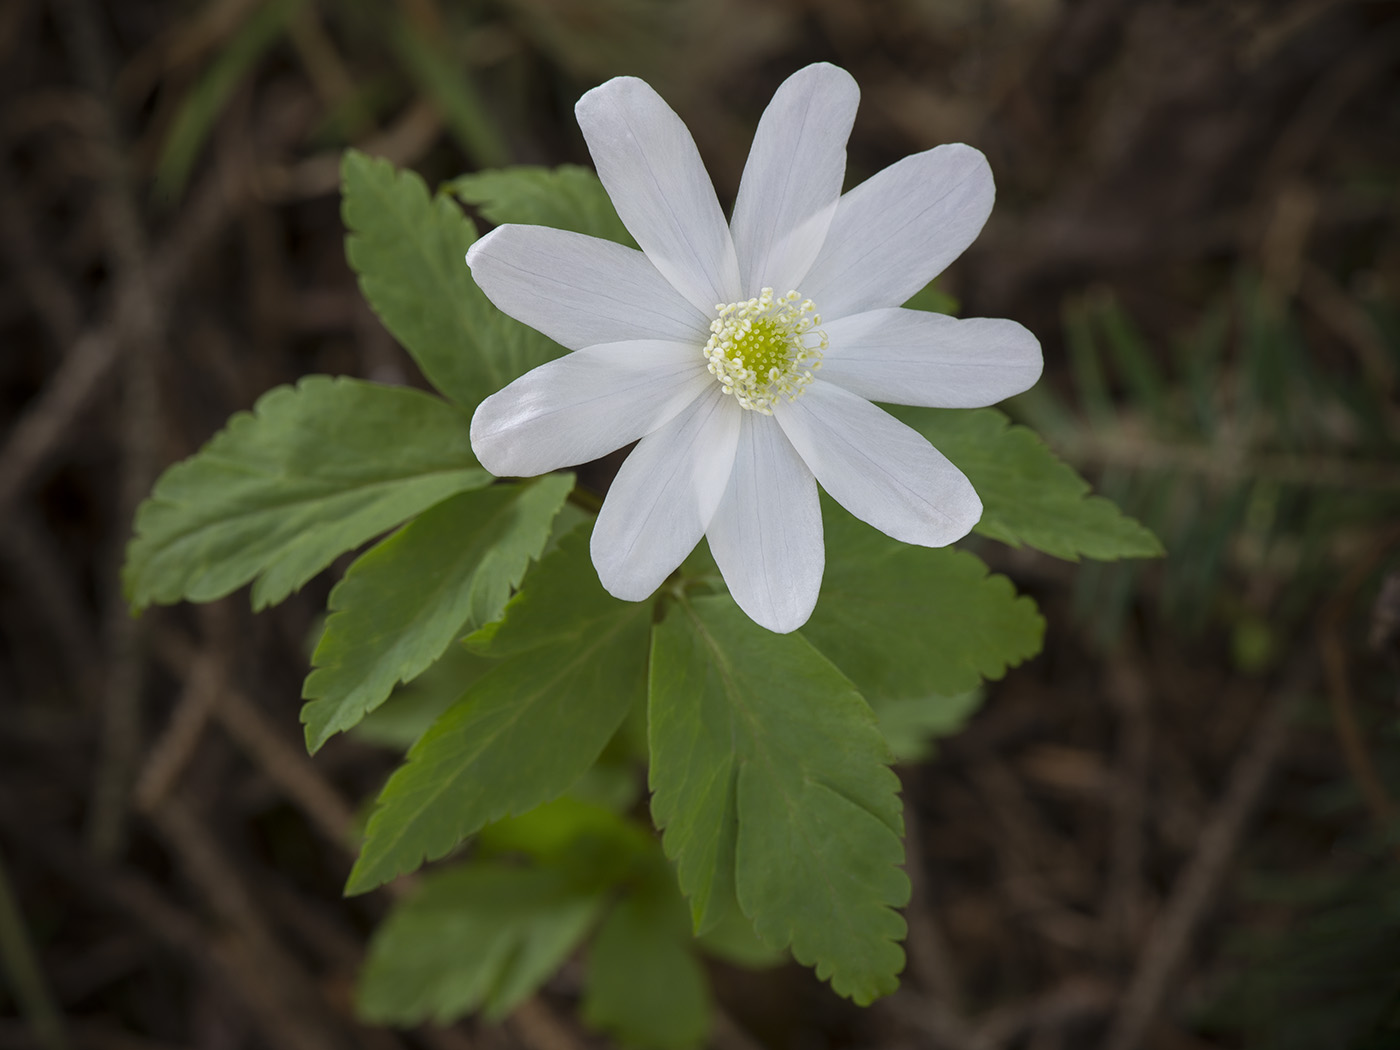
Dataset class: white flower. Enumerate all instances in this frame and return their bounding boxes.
[467,64,1042,633]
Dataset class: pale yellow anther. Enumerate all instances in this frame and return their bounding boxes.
[702,288,827,414]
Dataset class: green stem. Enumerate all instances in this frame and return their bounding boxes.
[567,484,603,514]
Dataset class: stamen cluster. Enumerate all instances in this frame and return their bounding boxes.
[703,288,826,414]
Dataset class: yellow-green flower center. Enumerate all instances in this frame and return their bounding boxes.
[703,288,826,414]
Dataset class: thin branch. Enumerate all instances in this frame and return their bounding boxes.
[0,157,83,348]
[152,629,358,851]
[1,806,327,1050]
[214,686,359,848]
[50,0,166,861]
[0,508,101,682]
[902,796,970,1015]
[509,998,590,1050]
[1099,666,1304,1050]
[145,798,345,1050]
[1319,523,1400,834]
[256,98,442,202]
[0,328,121,517]
[1101,654,1151,963]
[973,978,1117,1050]
[132,650,223,813]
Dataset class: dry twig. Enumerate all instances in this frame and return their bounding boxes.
[1099,667,1304,1050]
[1101,655,1151,962]
[902,799,971,1019]
[152,628,358,850]
[49,0,167,860]
[1319,523,1400,837]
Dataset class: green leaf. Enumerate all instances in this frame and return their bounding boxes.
[583,877,709,1050]
[649,595,909,1004]
[477,797,654,873]
[902,280,958,316]
[347,525,652,894]
[447,165,635,246]
[124,376,489,611]
[357,863,604,1026]
[350,644,494,751]
[301,474,575,752]
[802,501,1044,704]
[342,151,561,408]
[875,691,983,764]
[899,406,1164,560]
[557,761,644,815]
[695,899,785,970]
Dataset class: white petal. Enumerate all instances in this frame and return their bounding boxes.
[821,308,1042,407]
[800,144,994,320]
[730,64,858,297]
[576,77,742,314]
[466,225,710,350]
[706,412,823,634]
[592,388,741,601]
[470,341,712,477]
[775,380,980,546]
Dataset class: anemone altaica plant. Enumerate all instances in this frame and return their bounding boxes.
[124,60,1160,1037]
[468,64,1044,632]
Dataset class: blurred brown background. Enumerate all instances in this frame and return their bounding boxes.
[3,1,1400,1048]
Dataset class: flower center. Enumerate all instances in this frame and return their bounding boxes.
[703,288,826,414]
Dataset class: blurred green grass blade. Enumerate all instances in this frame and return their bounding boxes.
[306,74,398,147]
[1064,293,1116,429]
[1240,282,1309,449]
[1183,298,1230,435]
[154,0,307,203]
[1270,308,1323,450]
[1234,272,1278,439]
[0,847,68,1050]
[389,15,508,168]
[1003,383,1081,444]
[1068,464,1143,645]
[1163,484,1248,630]
[1095,291,1168,421]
